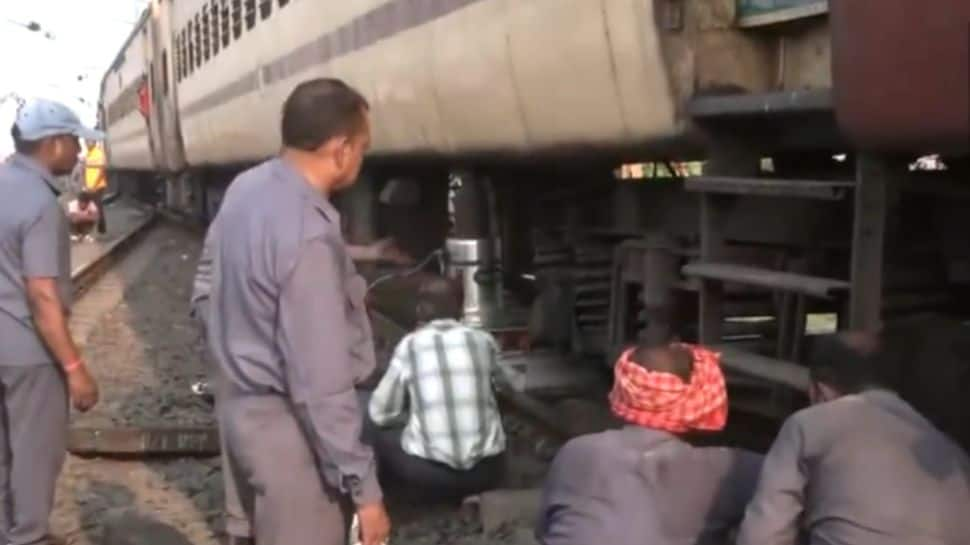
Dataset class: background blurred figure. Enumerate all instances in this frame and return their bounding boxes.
[82,139,107,235]
[66,191,99,242]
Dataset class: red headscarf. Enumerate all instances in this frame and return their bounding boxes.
[609,343,728,433]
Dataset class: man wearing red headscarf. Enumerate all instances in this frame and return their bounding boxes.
[536,342,763,545]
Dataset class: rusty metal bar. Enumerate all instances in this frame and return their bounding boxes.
[684,176,853,200]
[683,263,850,299]
[688,89,833,119]
[698,195,727,345]
[69,427,220,456]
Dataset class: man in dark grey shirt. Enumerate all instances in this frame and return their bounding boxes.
[737,333,970,545]
[202,79,390,545]
[537,343,764,545]
[0,100,100,545]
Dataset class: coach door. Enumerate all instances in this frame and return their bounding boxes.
[143,0,186,173]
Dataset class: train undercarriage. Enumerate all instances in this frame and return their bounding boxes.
[114,89,970,425]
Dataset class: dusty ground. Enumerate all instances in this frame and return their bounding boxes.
[51,221,550,545]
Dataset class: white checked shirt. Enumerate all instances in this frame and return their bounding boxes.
[368,319,508,470]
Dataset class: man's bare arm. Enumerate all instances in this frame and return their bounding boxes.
[346,244,378,262]
[346,238,413,264]
[26,277,81,369]
[27,278,99,411]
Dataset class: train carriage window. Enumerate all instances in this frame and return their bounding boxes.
[221,0,231,47]
[193,16,201,70]
[161,50,169,97]
[244,0,256,30]
[259,0,272,20]
[182,29,189,78]
[202,9,211,62]
[182,30,189,80]
[172,34,179,83]
[198,14,206,64]
[174,34,182,83]
[231,0,243,39]
[211,2,221,56]
[188,26,195,75]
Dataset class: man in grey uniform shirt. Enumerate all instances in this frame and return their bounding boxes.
[737,332,970,545]
[200,79,391,545]
[192,221,409,545]
[0,100,100,545]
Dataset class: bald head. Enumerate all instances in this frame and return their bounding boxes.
[629,344,694,382]
[416,277,463,323]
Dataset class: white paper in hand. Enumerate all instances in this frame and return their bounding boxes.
[349,514,362,545]
[348,514,389,545]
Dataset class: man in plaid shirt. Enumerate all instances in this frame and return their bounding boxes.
[363,277,508,500]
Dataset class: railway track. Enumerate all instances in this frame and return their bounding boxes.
[59,208,784,545]
[71,210,157,300]
[67,216,576,458]
[57,214,561,544]
[68,210,222,459]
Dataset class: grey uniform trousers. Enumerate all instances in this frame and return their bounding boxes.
[198,314,251,540]
[0,365,69,545]
[220,392,352,545]
[212,376,252,540]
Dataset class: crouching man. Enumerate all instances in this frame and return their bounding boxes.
[362,277,508,502]
[736,332,970,545]
[537,342,764,545]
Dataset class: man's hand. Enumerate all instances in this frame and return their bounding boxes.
[67,365,99,412]
[356,501,391,545]
[370,238,413,265]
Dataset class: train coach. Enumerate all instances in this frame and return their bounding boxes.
[99,0,970,420]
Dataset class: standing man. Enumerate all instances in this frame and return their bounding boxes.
[82,139,107,235]
[202,79,391,545]
[0,99,100,545]
[192,233,410,545]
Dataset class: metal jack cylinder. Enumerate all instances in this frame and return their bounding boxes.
[446,238,503,327]
[446,171,504,327]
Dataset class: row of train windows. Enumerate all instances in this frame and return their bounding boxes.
[175,0,291,84]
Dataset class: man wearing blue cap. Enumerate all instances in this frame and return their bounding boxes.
[0,99,101,545]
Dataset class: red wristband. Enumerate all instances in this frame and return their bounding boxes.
[63,359,83,373]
